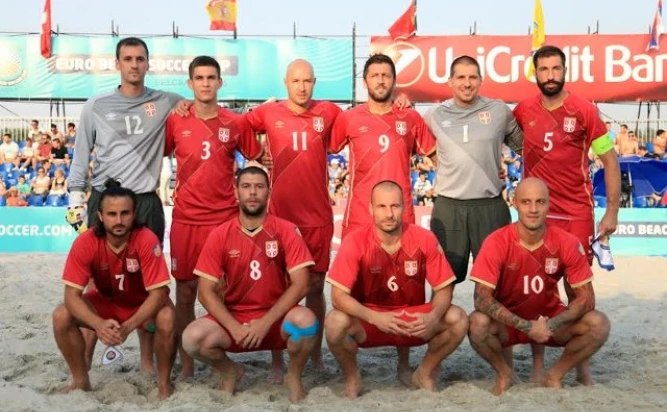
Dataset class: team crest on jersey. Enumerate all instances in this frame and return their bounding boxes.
[144,102,156,117]
[126,258,140,273]
[153,245,162,257]
[404,260,418,277]
[395,121,407,136]
[218,128,230,143]
[313,117,324,132]
[545,258,559,275]
[563,117,577,133]
[265,240,279,258]
[478,111,492,125]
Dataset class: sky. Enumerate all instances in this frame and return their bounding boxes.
[0,0,662,122]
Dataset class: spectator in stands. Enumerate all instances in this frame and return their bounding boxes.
[619,131,639,156]
[50,138,70,167]
[615,124,629,154]
[27,120,42,140]
[16,175,31,199]
[17,137,37,171]
[31,167,51,199]
[333,183,346,203]
[411,155,435,173]
[341,172,351,195]
[49,123,64,142]
[328,152,347,170]
[65,122,77,148]
[422,188,435,206]
[653,129,666,157]
[0,179,6,197]
[1,133,19,167]
[329,158,344,184]
[36,133,52,166]
[605,121,616,144]
[638,145,661,160]
[6,187,27,207]
[413,171,433,204]
[50,168,68,197]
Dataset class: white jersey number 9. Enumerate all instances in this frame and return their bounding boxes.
[543,132,554,152]
[378,134,390,153]
[249,260,262,280]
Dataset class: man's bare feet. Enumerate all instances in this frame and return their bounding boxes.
[177,365,195,380]
[157,382,175,400]
[397,364,412,387]
[543,372,563,389]
[220,363,244,394]
[57,380,92,394]
[411,366,437,391]
[285,371,307,403]
[492,371,513,396]
[530,366,545,383]
[267,352,285,384]
[576,368,594,386]
[344,371,362,399]
[141,361,155,375]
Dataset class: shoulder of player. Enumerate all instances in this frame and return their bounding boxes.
[85,89,117,110]
[564,92,598,115]
[132,227,162,248]
[547,225,584,253]
[266,215,300,235]
[72,229,98,249]
[216,106,243,120]
[150,88,183,104]
[482,224,514,251]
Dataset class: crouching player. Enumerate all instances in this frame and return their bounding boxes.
[324,180,468,398]
[468,178,611,395]
[181,167,318,403]
[52,180,175,399]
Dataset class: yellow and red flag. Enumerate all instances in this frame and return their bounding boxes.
[40,0,52,58]
[526,0,546,79]
[206,0,237,32]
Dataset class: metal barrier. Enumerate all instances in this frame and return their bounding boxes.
[0,117,79,142]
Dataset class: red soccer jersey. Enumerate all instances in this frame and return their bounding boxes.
[469,224,593,320]
[513,93,608,221]
[329,104,436,231]
[244,100,342,228]
[165,107,262,225]
[194,214,315,314]
[62,228,171,308]
[326,223,455,309]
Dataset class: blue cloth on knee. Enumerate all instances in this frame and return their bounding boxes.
[282,320,319,342]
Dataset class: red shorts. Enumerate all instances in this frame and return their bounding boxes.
[547,217,594,266]
[84,289,149,330]
[170,221,219,281]
[203,310,288,353]
[299,224,334,273]
[501,305,566,348]
[358,303,431,349]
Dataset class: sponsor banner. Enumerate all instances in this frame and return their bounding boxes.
[370,34,667,103]
[1,207,665,256]
[0,35,352,100]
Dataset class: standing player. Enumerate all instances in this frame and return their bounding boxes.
[424,55,523,285]
[324,181,467,398]
[513,45,620,384]
[181,167,318,403]
[329,54,436,378]
[52,180,176,399]
[243,59,341,378]
[165,56,262,379]
[66,37,184,371]
[468,178,610,394]
[330,54,437,239]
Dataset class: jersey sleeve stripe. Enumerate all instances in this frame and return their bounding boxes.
[325,277,351,293]
[569,276,594,289]
[469,276,497,290]
[145,279,172,291]
[287,261,316,274]
[431,277,456,291]
[194,269,219,283]
[62,280,86,290]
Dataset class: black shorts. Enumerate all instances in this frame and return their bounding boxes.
[430,195,510,283]
[87,189,165,244]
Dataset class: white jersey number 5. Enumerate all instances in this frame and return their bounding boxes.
[543,132,554,152]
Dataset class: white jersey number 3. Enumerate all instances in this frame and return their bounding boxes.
[543,132,554,152]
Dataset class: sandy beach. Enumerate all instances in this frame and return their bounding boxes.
[1,254,666,412]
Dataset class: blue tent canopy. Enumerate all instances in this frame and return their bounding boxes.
[593,157,667,198]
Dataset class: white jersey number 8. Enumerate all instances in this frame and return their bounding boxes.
[249,260,262,280]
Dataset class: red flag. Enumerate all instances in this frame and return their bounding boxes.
[388,0,416,40]
[40,0,51,58]
[206,0,237,31]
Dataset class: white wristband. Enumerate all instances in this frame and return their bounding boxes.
[68,191,86,208]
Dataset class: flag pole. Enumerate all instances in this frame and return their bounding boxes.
[414,0,418,32]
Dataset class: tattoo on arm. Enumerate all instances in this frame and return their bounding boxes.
[547,282,595,332]
[474,284,532,333]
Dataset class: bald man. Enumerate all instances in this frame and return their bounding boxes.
[324,180,468,398]
[243,59,343,379]
[467,178,610,395]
